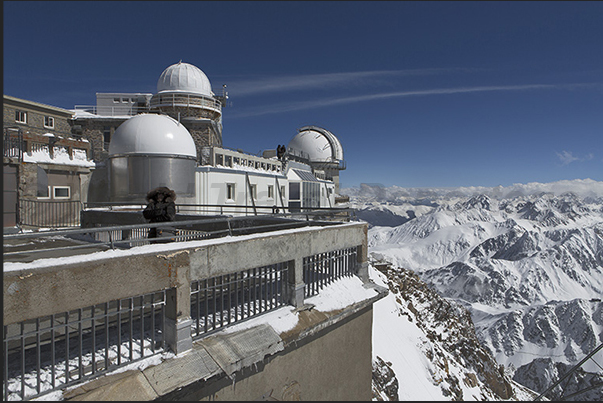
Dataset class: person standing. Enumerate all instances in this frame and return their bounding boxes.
[143,187,176,240]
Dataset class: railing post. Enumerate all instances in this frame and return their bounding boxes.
[164,285,193,355]
[287,258,305,308]
[356,243,369,282]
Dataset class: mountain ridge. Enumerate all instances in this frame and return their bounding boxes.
[351,179,603,400]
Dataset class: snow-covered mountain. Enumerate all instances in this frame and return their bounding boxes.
[347,179,603,400]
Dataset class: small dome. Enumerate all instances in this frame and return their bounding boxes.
[109,114,197,158]
[156,61,212,97]
[287,126,343,162]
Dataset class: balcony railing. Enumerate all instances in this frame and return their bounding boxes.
[3,221,368,400]
[4,128,24,160]
[19,200,83,228]
[3,291,167,401]
[149,93,222,112]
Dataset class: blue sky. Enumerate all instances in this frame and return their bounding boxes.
[4,1,602,189]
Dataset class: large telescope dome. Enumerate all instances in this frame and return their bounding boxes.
[109,113,196,158]
[156,61,212,97]
[108,114,197,201]
[287,126,344,163]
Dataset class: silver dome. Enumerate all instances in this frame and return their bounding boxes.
[156,61,212,97]
[109,113,196,158]
[287,126,344,163]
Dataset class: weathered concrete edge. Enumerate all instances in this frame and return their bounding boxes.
[63,281,388,401]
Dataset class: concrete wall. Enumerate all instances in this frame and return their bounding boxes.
[175,307,374,401]
[4,222,368,353]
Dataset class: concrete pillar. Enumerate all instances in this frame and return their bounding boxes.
[287,258,305,308]
[164,287,193,355]
[356,244,369,283]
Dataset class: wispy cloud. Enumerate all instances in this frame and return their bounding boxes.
[229,82,602,118]
[556,151,594,165]
[226,68,477,97]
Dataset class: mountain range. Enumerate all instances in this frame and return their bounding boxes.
[345,179,603,400]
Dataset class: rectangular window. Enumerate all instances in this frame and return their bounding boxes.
[268,185,274,199]
[289,182,300,201]
[250,184,257,200]
[15,110,27,124]
[280,186,285,199]
[113,98,120,103]
[226,183,235,201]
[103,127,111,150]
[53,186,70,199]
[122,98,129,103]
[44,116,55,128]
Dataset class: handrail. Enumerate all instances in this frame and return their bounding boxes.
[3,215,344,261]
[149,93,222,111]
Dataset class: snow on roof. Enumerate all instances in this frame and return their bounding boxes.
[22,147,95,167]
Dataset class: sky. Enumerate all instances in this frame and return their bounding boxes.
[3,1,602,189]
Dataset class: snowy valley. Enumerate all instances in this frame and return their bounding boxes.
[348,179,603,400]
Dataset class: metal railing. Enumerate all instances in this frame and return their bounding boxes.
[304,247,358,297]
[190,262,290,338]
[3,220,368,400]
[4,128,24,160]
[149,93,222,112]
[3,216,338,262]
[19,200,83,228]
[84,202,351,220]
[73,105,142,117]
[3,290,167,401]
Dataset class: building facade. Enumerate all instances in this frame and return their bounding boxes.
[3,95,93,228]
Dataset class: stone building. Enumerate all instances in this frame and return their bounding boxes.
[71,61,227,165]
[3,95,93,228]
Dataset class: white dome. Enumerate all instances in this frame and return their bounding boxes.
[109,114,197,158]
[287,126,343,162]
[156,61,212,97]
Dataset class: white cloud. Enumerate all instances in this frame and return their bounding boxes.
[556,150,595,166]
[226,68,475,97]
[230,82,602,118]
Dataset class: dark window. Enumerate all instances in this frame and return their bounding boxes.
[103,127,111,150]
[44,116,55,128]
[289,182,300,201]
[15,110,27,123]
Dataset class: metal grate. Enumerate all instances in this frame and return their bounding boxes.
[3,291,166,401]
[19,200,82,228]
[303,247,358,297]
[190,263,290,338]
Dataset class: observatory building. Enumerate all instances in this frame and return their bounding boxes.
[67,61,346,212]
[149,61,226,155]
[287,125,346,194]
[108,114,197,202]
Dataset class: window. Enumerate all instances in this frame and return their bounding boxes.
[268,185,274,199]
[44,116,55,128]
[122,98,129,103]
[103,127,111,150]
[216,154,224,166]
[53,186,70,199]
[226,183,235,201]
[15,110,27,124]
[289,182,300,201]
[250,184,257,200]
[113,98,120,103]
[280,186,285,198]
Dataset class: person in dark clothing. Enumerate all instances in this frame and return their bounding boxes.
[277,144,286,162]
[143,187,176,240]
